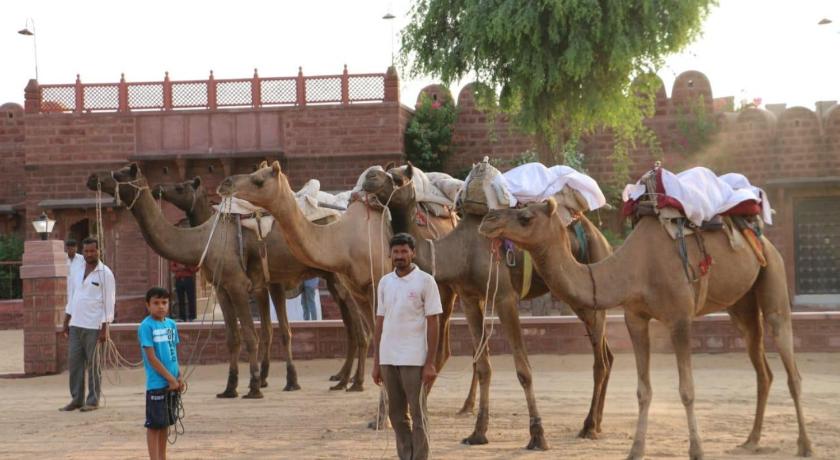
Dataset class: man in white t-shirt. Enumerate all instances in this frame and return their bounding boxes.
[372,233,442,460]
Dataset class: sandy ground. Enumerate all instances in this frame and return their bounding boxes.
[0,330,23,374]
[1,335,838,459]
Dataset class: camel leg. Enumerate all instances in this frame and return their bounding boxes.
[226,280,263,399]
[727,293,773,451]
[253,286,272,389]
[346,290,373,393]
[268,283,300,391]
[669,318,704,460]
[570,305,613,439]
[215,287,240,398]
[458,361,480,416]
[461,294,492,446]
[325,276,357,387]
[496,293,548,450]
[756,248,812,457]
[625,311,652,460]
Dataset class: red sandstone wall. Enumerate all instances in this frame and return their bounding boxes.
[48,312,840,374]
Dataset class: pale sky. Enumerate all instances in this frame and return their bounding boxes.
[2,0,839,110]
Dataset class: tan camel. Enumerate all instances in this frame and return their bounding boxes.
[218,161,391,392]
[88,163,266,399]
[361,163,615,448]
[479,200,813,459]
[153,177,366,390]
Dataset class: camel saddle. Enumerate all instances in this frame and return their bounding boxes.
[623,165,768,268]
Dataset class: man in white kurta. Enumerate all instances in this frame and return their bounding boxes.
[59,237,115,412]
[373,233,442,460]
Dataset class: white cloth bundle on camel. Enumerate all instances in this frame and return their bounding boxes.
[622,166,772,226]
[352,165,464,217]
[494,162,607,211]
[459,158,606,226]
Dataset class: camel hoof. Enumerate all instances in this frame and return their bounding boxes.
[283,383,301,392]
[216,389,238,398]
[526,434,549,451]
[328,374,343,382]
[330,381,349,391]
[577,427,599,440]
[688,446,704,460]
[346,382,364,392]
[260,381,268,388]
[797,438,813,457]
[242,390,264,399]
[461,433,489,445]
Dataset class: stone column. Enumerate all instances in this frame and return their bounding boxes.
[20,240,68,375]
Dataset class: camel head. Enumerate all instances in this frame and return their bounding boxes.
[87,163,149,205]
[153,176,203,212]
[217,160,285,208]
[479,199,560,251]
[361,162,416,207]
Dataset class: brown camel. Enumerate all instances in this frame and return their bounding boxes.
[218,161,391,392]
[361,163,615,448]
[153,177,366,390]
[479,199,813,459]
[88,163,270,399]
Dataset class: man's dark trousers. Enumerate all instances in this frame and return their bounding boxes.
[68,326,101,407]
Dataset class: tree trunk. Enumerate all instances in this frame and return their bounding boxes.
[534,128,567,165]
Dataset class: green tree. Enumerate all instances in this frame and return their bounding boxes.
[402,0,715,175]
[404,93,458,171]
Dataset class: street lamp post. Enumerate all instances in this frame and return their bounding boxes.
[17,18,39,81]
[383,12,396,65]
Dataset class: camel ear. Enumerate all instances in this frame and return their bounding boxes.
[404,162,414,180]
[270,161,281,176]
[545,197,558,216]
[192,176,202,189]
[128,162,139,178]
[259,160,268,168]
[384,161,396,171]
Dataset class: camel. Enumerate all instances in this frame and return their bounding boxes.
[218,161,391,393]
[479,199,813,459]
[152,177,366,390]
[361,163,615,448]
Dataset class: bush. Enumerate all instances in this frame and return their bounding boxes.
[404,94,457,172]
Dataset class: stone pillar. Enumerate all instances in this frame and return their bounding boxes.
[24,79,41,114]
[384,65,400,103]
[20,240,68,375]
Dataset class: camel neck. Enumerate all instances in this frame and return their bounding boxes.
[266,178,354,273]
[188,193,214,226]
[530,217,636,310]
[130,188,208,265]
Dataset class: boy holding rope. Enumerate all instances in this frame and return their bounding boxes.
[372,233,442,460]
[139,287,184,460]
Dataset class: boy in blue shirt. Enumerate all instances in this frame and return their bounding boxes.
[138,287,184,460]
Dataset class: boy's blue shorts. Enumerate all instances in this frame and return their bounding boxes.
[145,388,179,429]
